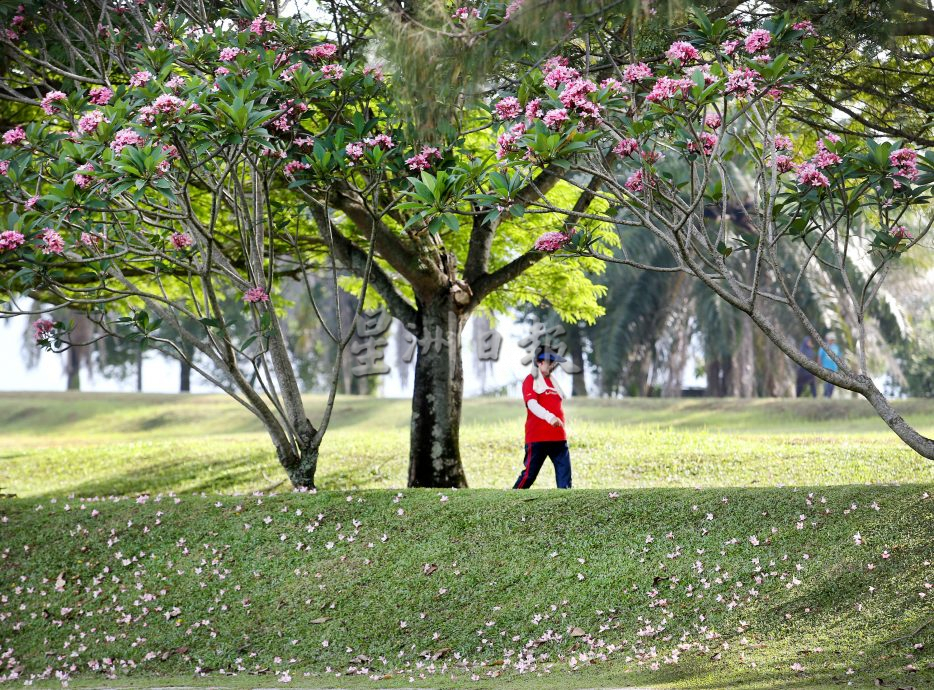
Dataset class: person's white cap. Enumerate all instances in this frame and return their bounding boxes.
[826,332,836,340]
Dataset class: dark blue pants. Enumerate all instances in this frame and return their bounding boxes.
[513,441,572,489]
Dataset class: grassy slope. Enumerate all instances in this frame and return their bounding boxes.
[2,393,934,496]
[0,393,932,689]
[1,487,932,689]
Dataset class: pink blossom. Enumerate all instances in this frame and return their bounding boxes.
[88,86,113,105]
[744,29,771,54]
[129,70,153,87]
[3,126,26,146]
[0,160,9,175]
[406,145,442,170]
[624,168,645,192]
[346,142,365,160]
[533,231,569,252]
[687,131,718,155]
[166,75,186,90]
[641,149,664,164]
[24,195,39,209]
[73,162,94,189]
[666,41,699,63]
[542,108,569,129]
[153,20,168,34]
[811,149,841,169]
[283,160,311,178]
[721,39,740,56]
[544,65,580,89]
[890,225,912,239]
[0,230,25,252]
[321,64,344,79]
[40,227,65,254]
[215,66,231,76]
[294,136,315,150]
[559,78,597,111]
[250,13,275,35]
[109,128,146,154]
[32,318,55,343]
[80,231,100,247]
[725,67,760,98]
[504,0,524,20]
[452,6,480,20]
[496,122,526,159]
[219,47,243,61]
[280,63,302,82]
[645,76,693,103]
[525,98,542,120]
[306,43,338,60]
[685,64,716,86]
[890,148,920,180]
[774,134,793,150]
[495,96,522,120]
[623,62,652,83]
[243,286,270,303]
[704,113,722,129]
[825,133,841,143]
[773,155,794,173]
[41,91,67,115]
[796,162,830,187]
[793,20,816,36]
[613,138,639,157]
[77,110,107,134]
[600,78,625,94]
[170,232,193,249]
[543,56,568,71]
[363,64,385,81]
[364,133,394,149]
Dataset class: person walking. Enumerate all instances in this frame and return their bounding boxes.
[795,336,817,397]
[513,347,572,489]
[818,333,841,398]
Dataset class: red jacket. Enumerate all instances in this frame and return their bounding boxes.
[523,373,566,442]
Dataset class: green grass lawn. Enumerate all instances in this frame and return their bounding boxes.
[0,393,932,689]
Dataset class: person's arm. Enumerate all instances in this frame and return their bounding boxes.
[527,399,559,425]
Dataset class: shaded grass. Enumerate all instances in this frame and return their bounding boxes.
[1,487,931,689]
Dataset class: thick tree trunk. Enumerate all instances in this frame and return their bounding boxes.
[66,347,80,391]
[565,322,588,397]
[276,431,319,489]
[408,295,468,488]
[180,359,191,393]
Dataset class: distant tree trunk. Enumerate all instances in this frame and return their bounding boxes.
[66,347,81,391]
[565,322,588,397]
[730,316,755,397]
[135,345,143,392]
[662,277,691,398]
[180,359,191,393]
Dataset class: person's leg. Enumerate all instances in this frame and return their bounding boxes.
[549,441,573,489]
[795,376,804,397]
[824,381,834,398]
[513,443,547,489]
[808,378,816,398]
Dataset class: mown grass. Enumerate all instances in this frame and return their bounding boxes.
[1,487,932,689]
[1,393,933,689]
[2,393,934,496]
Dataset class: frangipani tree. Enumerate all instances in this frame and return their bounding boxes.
[468,10,934,456]
[0,1,391,488]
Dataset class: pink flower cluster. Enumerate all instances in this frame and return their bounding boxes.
[80,232,100,247]
[890,225,912,239]
[243,286,270,303]
[129,70,153,88]
[666,41,699,63]
[32,318,55,343]
[559,78,602,120]
[687,131,718,155]
[41,91,67,115]
[533,231,569,252]
[250,13,276,35]
[744,29,771,54]
[364,133,394,149]
[542,108,569,129]
[321,64,344,80]
[306,43,337,60]
[623,62,652,83]
[525,98,542,120]
[283,160,311,178]
[270,99,308,132]
[612,138,639,157]
[166,75,186,91]
[796,162,829,187]
[496,122,526,159]
[721,39,740,56]
[495,97,522,120]
[0,230,25,252]
[452,6,480,20]
[645,77,693,103]
[138,94,189,126]
[890,148,920,181]
[544,65,580,90]
[109,128,146,155]
[40,228,65,255]
[405,146,442,171]
[773,134,793,151]
[88,86,113,105]
[704,113,721,129]
[345,142,365,161]
[624,168,645,192]
[5,4,25,42]
[170,232,193,249]
[773,155,794,173]
[793,20,816,36]
[725,67,760,98]
[600,78,625,94]
[74,162,94,189]
[219,47,243,61]
[811,138,841,168]
[77,110,107,134]
[504,0,524,20]
[2,126,26,146]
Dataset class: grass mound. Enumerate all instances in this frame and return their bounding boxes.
[1,486,931,689]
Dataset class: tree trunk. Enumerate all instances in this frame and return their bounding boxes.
[730,316,755,397]
[565,322,588,397]
[408,295,468,488]
[135,345,143,392]
[275,432,319,489]
[66,347,81,391]
[180,359,191,392]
